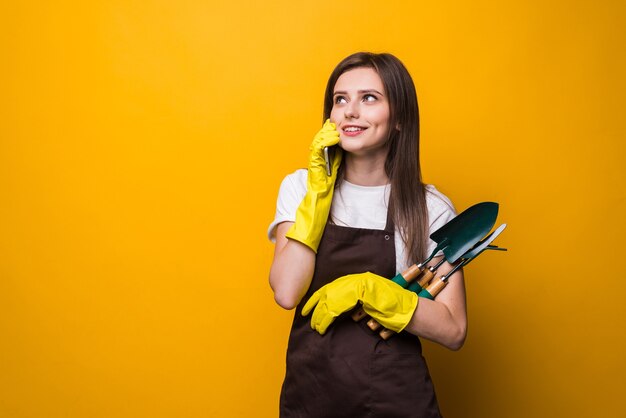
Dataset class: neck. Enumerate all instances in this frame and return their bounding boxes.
[343,152,389,186]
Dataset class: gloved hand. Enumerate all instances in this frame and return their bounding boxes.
[302,272,418,335]
[285,119,342,252]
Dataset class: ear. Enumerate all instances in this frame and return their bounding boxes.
[395,123,401,131]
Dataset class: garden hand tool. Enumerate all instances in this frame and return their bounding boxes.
[419,224,507,300]
[354,202,499,327]
[378,224,507,340]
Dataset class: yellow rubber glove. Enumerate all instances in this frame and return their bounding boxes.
[302,272,418,335]
[285,119,342,253]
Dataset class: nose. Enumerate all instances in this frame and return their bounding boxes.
[345,101,359,119]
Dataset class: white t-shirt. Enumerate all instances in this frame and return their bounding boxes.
[268,169,457,273]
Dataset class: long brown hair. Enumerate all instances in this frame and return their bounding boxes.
[323,52,429,263]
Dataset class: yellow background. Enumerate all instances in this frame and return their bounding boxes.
[2,0,625,417]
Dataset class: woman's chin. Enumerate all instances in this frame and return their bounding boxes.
[340,143,390,159]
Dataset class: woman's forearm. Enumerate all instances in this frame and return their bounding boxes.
[269,222,317,310]
[403,268,468,350]
[405,298,467,350]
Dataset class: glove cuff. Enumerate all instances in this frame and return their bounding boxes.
[285,188,335,253]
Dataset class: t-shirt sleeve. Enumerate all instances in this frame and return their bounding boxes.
[425,185,457,256]
[267,169,308,242]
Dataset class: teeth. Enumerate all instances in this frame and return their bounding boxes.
[344,127,365,132]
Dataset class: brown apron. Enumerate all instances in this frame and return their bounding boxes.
[280,212,442,418]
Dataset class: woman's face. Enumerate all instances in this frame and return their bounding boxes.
[330,67,391,157]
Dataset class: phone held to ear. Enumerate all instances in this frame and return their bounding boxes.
[323,147,332,176]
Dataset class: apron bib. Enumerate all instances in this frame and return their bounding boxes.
[280,212,442,418]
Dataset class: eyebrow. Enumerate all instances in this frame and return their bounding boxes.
[333,89,384,96]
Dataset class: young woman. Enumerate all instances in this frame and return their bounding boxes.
[268,52,467,417]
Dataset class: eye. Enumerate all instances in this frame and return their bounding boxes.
[363,94,377,102]
[334,96,347,104]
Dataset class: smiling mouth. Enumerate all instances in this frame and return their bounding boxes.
[343,126,367,133]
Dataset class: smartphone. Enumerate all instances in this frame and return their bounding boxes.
[323,147,332,176]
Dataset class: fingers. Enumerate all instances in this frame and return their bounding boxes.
[316,310,336,335]
[310,301,327,331]
[311,120,340,151]
[309,301,336,335]
[301,291,320,316]
[302,274,364,335]
[313,132,340,150]
[303,294,340,335]
[322,119,336,131]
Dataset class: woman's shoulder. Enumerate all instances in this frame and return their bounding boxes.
[425,184,456,213]
[267,169,308,242]
[279,168,307,195]
[274,168,308,209]
[424,184,457,228]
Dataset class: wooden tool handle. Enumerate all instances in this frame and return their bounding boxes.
[401,264,423,282]
[416,268,434,288]
[351,306,368,321]
[379,328,394,340]
[367,317,383,331]
[424,277,448,299]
